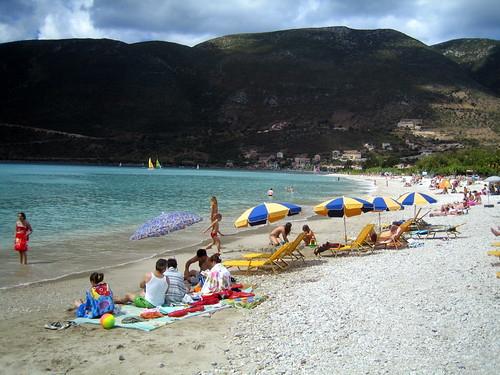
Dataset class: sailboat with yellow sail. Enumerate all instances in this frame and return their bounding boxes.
[148,157,154,170]
[155,158,162,169]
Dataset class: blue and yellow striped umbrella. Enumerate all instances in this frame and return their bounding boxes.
[234,202,301,228]
[313,196,373,218]
[314,196,374,242]
[368,196,404,231]
[397,192,437,206]
[397,192,437,215]
[370,196,404,212]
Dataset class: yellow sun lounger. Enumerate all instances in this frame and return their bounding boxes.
[487,250,500,257]
[242,233,306,264]
[327,224,375,256]
[375,219,413,249]
[491,242,500,247]
[223,243,291,273]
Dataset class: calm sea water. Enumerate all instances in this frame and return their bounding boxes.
[0,164,372,288]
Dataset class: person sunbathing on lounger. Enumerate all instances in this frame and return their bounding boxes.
[492,226,500,236]
[376,225,401,245]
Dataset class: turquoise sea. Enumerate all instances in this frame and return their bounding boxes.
[0,164,372,288]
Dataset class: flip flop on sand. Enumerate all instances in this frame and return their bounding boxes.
[44,321,76,330]
[121,316,145,324]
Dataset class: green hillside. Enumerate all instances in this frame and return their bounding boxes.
[433,38,500,95]
[1,27,499,164]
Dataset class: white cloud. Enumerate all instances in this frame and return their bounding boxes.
[0,0,498,45]
[37,0,102,39]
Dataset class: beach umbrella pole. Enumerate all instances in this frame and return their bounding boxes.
[344,216,347,243]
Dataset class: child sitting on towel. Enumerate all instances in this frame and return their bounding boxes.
[74,272,115,318]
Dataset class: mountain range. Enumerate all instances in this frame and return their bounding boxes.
[1,26,499,165]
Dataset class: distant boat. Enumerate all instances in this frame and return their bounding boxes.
[155,158,162,169]
[148,157,154,170]
[196,164,200,170]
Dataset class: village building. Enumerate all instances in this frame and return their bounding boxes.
[341,150,363,161]
[397,118,423,130]
[293,156,311,169]
[331,150,342,159]
[363,143,375,151]
[381,142,393,151]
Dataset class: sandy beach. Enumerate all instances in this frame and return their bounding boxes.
[1,174,499,374]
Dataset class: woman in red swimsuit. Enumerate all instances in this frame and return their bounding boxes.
[14,212,33,265]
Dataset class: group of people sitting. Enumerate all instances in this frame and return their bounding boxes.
[74,249,232,319]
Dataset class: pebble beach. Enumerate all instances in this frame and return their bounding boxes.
[0,175,499,374]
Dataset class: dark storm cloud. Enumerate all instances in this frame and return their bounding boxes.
[0,0,499,45]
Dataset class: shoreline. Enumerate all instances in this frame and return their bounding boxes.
[0,173,455,312]
[1,173,497,374]
[0,166,368,290]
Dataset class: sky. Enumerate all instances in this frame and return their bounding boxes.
[1,0,499,46]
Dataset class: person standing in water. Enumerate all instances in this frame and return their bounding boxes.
[267,188,274,197]
[14,212,32,265]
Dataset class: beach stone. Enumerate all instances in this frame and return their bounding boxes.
[118,355,125,361]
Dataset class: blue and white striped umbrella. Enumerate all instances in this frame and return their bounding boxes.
[130,211,202,240]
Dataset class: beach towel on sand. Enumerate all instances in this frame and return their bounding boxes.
[73,303,230,331]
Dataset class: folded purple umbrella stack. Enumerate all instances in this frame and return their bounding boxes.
[130,211,202,240]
